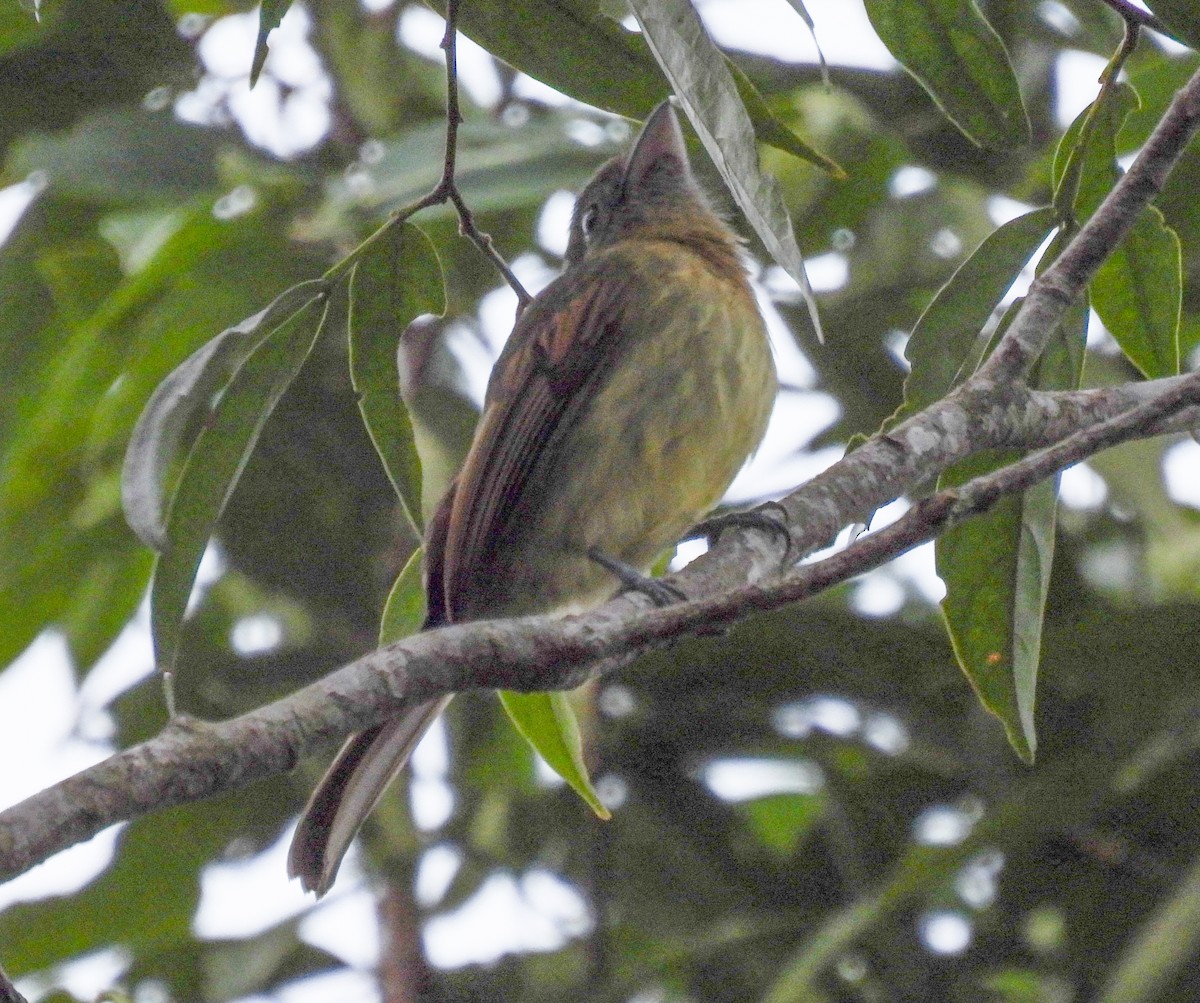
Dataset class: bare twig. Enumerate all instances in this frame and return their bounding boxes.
[435,0,532,308]
[322,0,531,305]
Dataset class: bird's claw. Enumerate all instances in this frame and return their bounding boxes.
[588,548,686,607]
[689,501,792,558]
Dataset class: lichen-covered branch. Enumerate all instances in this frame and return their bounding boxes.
[3,65,1200,892]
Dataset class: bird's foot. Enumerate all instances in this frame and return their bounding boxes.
[689,501,792,558]
[587,548,686,606]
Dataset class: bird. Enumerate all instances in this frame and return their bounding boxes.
[288,100,778,895]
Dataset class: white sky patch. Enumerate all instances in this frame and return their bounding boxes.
[699,0,896,70]
[889,165,937,199]
[803,251,849,293]
[1163,439,1200,509]
[230,613,284,655]
[0,179,40,247]
[397,5,501,106]
[537,190,577,257]
[423,870,591,966]
[194,826,319,939]
[415,843,463,907]
[179,6,332,158]
[703,757,825,800]
[1060,462,1108,510]
[920,910,972,954]
[1038,0,1081,37]
[987,194,1037,227]
[298,887,383,969]
[1055,49,1108,127]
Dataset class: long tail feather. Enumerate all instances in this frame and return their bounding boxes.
[287,695,453,896]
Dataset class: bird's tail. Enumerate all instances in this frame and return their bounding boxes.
[287,695,453,896]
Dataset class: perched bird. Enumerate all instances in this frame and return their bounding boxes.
[288,101,778,895]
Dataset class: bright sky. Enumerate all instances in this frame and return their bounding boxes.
[3,1,1198,999]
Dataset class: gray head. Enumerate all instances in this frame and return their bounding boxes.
[564,102,718,266]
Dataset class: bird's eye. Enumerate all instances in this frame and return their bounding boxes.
[581,205,599,237]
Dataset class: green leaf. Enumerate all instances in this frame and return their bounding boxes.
[937,451,1053,764]
[150,293,331,673]
[122,280,328,551]
[453,0,834,169]
[62,543,154,672]
[934,283,1087,764]
[737,793,824,856]
[863,0,1030,148]
[498,690,612,820]
[1148,0,1200,51]
[901,206,1058,415]
[1092,205,1181,379]
[1098,849,1200,1003]
[379,547,427,646]
[250,0,293,87]
[1052,82,1140,220]
[727,62,845,179]
[781,0,829,86]
[6,107,223,205]
[349,222,444,535]
[628,0,823,339]
[1049,81,1181,377]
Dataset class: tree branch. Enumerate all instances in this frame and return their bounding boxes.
[4,56,1200,894]
[2,361,1198,883]
[979,62,1200,380]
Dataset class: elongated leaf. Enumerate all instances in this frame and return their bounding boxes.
[1091,205,1181,378]
[379,547,427,646]
[150,294,331,672]
[935,281,1087,763]
[452,0,838,170]
[1050,82,1182,378]
[1052,83,1140,220]
[727,62,844,179]
[122,280,328,551]
[349,223,444,535]
[498,690,611,820]
[250,0,293,86]
[864,0,1030,148]
[1098,849,1200,1003]
[781,0,829,86]
[628,0,823,339]
[937,451,1051,763]
[8,107,223,205]
[902,206,1057,416]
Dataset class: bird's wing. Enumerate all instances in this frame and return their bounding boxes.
[440,255,637,620]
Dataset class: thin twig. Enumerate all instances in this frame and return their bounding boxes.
[436,0,532,307]
[322,0,531,305]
